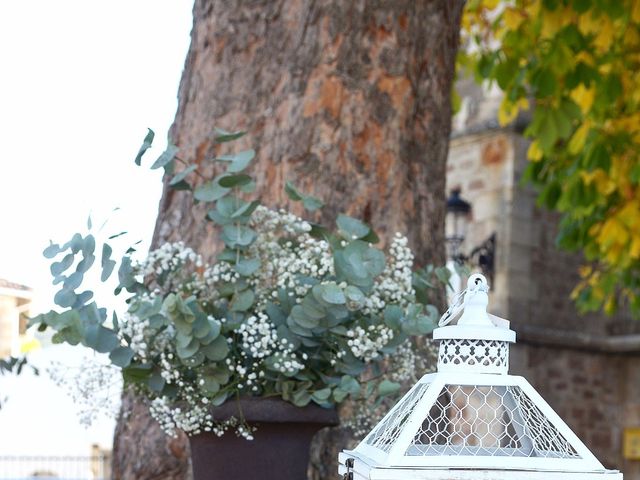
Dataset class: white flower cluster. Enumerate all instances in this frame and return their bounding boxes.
[159,351,181,384]
[202,261,240,289]
[364,233,415,314]
[118,313,150,362]
[136,241,203,277]
[248,207,333,301]
[149,396,214,437]
[346,325,394,362]
[48,358,122,427]
[270,350,305,375]
[237,312,278,359]
[388,340,418,383]
[134,241,204,295]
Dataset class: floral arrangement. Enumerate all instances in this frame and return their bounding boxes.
[31,130,441,439]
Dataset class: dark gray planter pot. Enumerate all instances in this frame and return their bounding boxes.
[189,398,339,480]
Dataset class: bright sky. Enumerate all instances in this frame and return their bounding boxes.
[0,0,193,311]
[0,0,193,458]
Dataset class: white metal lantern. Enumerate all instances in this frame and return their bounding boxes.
[339,274,623,480]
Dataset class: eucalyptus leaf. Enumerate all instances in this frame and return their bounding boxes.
[235,257,261,276]
[214,128,246,143]
[230,289,255,312]
[226,149,255,173]
[43,243,61,259]
[134,128,155,166]
[337,214,370,239]
[151,144,179,170]
[51,254,74,276]
[110,346,134,367]
[202,336,230,361]
[218,174,252,188]
[222,225,256,248]
[100,244,116,282]
[194,180,230,202]
[170,165,197,186]
[378,379,401,397]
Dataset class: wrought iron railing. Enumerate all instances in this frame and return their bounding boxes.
[0,455,110,480]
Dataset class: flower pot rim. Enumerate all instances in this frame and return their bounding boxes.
[208,397,339,425]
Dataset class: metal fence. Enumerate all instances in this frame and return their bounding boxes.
[0,455,110,480]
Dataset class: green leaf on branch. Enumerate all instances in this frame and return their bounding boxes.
[378,379,401,397]
[43,242,61,259]
[51,254,74,276]
[110,346,134,367]
[194,179,230,202]
[284,181,324,212]
[170,165,197,186]
[100,244,116,282]
[218,174,252,188]
[214,128,246,143]
[151,144,179,170]
[337,215,370,240]
[235,257,261,276]
[230,289,255,312]
[202,336,229,361]
[217,149,255,173]
[221,225,256,248]
[313,283,346,305]
[134,128,155,166]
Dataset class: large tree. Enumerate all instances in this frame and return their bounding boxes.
[113,1,464,478]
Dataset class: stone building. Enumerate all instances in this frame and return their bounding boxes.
[0,279,32,358]
[447,79,640,477]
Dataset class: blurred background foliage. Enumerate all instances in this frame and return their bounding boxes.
[461,0,640,315]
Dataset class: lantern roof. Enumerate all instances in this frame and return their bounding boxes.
[340,274,622,479]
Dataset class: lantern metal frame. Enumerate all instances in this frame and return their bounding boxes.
[339,274,623,480]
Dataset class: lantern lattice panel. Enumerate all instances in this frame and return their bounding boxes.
[408,385,579,458]
[438,339,509,373]
[365,383,431,453]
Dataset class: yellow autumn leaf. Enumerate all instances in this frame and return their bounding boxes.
[578,11,600,36]
[498,99,516,126]
[630,236,640,259]
[604,295,617,315]
[592,285,606,302]
[593,17,615,53]
[633,0,640,23]
[570,84,596,114]
[617,201,640,227]
[579,265,593,278]
[605,243,625,265]
[568,121,591,154]
[482,0,500,9]
[575,51,595,66]
[624,26,640,47]
[541,7,568,39]
[527,140,544,161]
[504,7,525,30]
[589,222,602,236]
[598,217,629,249]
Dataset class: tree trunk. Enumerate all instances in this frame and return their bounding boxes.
[112,0,464,478]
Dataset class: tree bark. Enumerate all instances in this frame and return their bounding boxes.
[113,0,464,478]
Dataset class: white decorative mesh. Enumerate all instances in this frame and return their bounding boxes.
[438,339,509,373]
[406,385,580,459]
[364,383,431,453]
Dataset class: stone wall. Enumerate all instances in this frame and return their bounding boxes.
[447,123,640,477]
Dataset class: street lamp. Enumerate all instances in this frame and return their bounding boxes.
[339,274,623,480]
[446,188,496,283]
